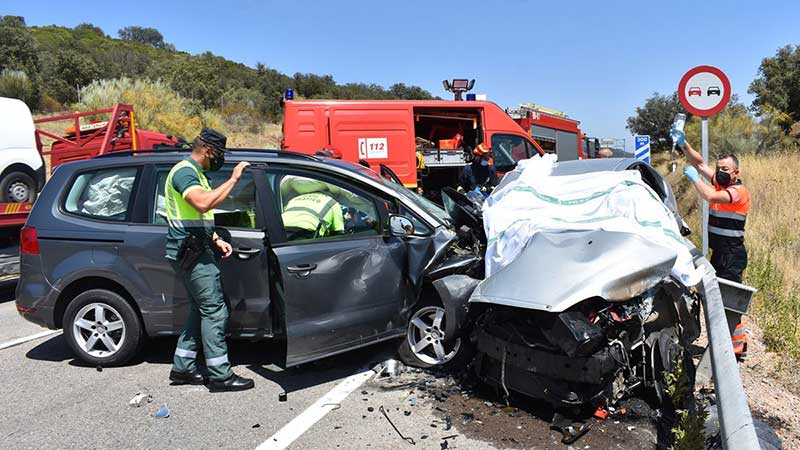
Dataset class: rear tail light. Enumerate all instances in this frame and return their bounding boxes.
[20,225,39,255]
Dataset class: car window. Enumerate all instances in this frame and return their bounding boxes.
[153,166,258,229]
[491,134,531,171]
[267,172,381,242]
[64,166,138,221]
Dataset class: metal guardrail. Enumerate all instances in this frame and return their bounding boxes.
[695,255,761,449]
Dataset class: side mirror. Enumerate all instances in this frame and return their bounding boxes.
[389,215,415,237]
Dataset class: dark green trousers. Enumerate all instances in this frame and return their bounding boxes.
[171,251,233,381]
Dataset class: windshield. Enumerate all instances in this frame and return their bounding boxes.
[329,159,452,226]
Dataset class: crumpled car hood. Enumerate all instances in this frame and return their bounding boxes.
[469,230,677,312]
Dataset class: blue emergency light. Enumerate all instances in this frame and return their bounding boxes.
[466,93,476,101]
[285,88,294,100]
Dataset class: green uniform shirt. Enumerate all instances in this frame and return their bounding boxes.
[281,192,344,237]
[165,158,214,259]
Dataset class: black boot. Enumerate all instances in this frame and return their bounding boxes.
[208,374,255,392]
[169,369,206,385]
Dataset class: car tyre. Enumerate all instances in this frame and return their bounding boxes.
[397,301,473,370]
[0,171,37,203]
[63,289,142,367]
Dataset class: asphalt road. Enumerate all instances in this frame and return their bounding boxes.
[0,285,658,450]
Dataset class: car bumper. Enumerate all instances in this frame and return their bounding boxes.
[15,254,58,330]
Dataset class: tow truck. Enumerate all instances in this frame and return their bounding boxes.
[0,102,180,281]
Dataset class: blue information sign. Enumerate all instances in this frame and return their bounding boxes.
[635,135,650,164]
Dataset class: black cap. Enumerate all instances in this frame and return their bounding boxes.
[198,128,228,152]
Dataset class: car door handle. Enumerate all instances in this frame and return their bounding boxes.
[287,264,317,277]
[234,247,261,260]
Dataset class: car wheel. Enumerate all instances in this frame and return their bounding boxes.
[63,289,142,366]
[398,303,472,369]
[0,171,37,203]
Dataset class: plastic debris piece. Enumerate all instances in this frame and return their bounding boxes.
[593,406,608,420]
[367,407,374,412]
[278,391,287,402]
[129,392,152,407]
[627,426,636,431]
[96,365,103,372]
[484,401,493,407]
[252,424,261,429]
[444,416,452,431]
[440,440,449,449]
[441,435,458,440]
[154,405,170,419]
[404,410,411,416]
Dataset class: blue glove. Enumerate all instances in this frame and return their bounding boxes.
[683,166,699,182]
[670,127,686,147]
[472,186,482,194]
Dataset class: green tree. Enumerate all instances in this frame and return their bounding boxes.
[74,23,104,35]
[626,92,687,151]
[0,70,38,107]
[41,49,101,103]
[684,96,759,155]
[749,44,800,131]
[292,73,336,99]
[118,26,165,48]
[0,16,40,76]
[389,83,434,100]
[167,58,223,109]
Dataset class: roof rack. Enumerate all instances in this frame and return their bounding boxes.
[94,146,321,162]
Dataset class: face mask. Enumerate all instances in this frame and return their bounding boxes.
[208,150,225,172]
[715,169,732,187]
[480,159,489,167]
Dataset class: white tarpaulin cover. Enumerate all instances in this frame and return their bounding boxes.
[483,154,702,287]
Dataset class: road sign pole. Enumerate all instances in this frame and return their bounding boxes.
[701,117,709,256]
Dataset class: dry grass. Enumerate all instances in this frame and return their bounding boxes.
[226,123,282,149]
[654,151,800,357]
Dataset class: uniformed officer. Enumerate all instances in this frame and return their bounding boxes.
[281,179,344,240]
[166,128,254,392]
[459,143,497,193]
[672,128,751,360]
[671,129,751,282]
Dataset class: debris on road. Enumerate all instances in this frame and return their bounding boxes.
[379,405,415,445]
[154,405,170,419]
[550,413,590,445]
[278,391,287,402]
[128,392,152,408]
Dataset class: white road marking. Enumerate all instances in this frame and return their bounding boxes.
[0,329,61,350]
[256,368,376,450]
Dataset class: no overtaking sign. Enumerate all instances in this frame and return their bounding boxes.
[678,65,731,117]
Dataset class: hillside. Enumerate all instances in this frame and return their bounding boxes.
[1,16,436,121]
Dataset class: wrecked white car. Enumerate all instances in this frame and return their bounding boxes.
[417,155,703,413]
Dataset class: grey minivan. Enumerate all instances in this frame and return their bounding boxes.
[16,149,482,369]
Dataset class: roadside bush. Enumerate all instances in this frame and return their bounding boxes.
[0,69,38,107]
[75,78,224,140]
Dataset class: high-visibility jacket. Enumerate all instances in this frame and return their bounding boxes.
[165,159,214,259]
[732,322,748,358]
[281,192,344,237]
[709,178,750,248]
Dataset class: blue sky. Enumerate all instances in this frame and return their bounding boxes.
[5,0,799,150]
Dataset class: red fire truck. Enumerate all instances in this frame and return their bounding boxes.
[507,103,593,160]
[281,97,549,197]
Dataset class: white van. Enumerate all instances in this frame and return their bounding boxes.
[0,97,45,203]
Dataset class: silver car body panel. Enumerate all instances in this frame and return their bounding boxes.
[469,229,677,312]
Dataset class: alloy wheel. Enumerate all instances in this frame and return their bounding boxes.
[71,303,126,358]
[406,306,461,365]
